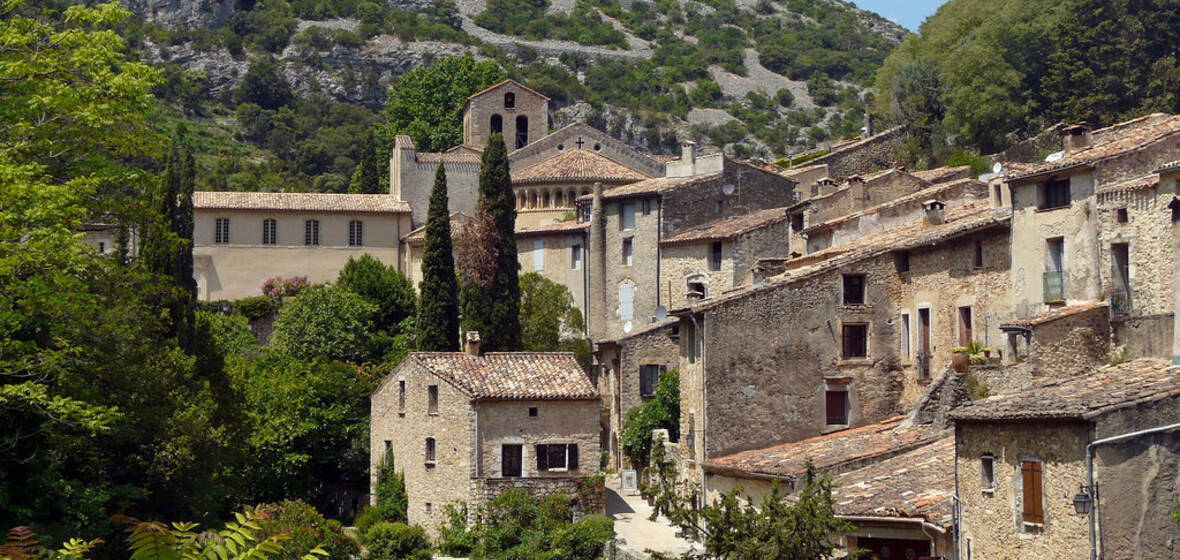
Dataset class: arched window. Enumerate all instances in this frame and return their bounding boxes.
[515,115,529,148]
[542,191,551,208]
[518,193,527,209]
[490,114,503,135]
[504,92,515,108]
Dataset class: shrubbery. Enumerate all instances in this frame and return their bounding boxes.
[256,500,360,560]
[361,522,432,560]
[437,489,613,560]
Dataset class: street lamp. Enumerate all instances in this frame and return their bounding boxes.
[1073,484,1094,515]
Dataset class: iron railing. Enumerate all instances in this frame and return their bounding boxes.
[1109,289,1132,315]
[1043,271,1065,302]
[916,351,931,379]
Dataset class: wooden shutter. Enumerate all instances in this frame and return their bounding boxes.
[502,445,522,477]
[536,444,548,471]
[569,444,579,471]
[1022,461,1044,523]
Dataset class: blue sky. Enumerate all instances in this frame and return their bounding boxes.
[849,0,946,32]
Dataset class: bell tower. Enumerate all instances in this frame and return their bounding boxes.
[461,80,550,151]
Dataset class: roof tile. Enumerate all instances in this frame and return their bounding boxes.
[513,150,649,185]
[661,207,790,245]
[833,437,955,528]
[407,352,598,400]
[194,192,410,213]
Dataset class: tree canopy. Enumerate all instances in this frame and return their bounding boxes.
[381,56,505,153]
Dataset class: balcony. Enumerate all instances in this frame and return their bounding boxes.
[1043,271,1065,302]
[1109,289,1132,316]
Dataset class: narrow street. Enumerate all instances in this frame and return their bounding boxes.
[605,477,697,559]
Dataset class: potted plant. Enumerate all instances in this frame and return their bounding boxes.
[951,346,970,372]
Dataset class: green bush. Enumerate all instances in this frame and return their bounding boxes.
[362,522,432,560]
[620,369,679,469]
[552,514,615,560]
[237,294,281,321]
[256,500,360,560]
[436,502,476,557]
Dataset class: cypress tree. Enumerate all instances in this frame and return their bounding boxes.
[140,147,179,277]
[462,133,521,352]
[140,146,197,350]
[350,130,383,194]
[419,164,462,351]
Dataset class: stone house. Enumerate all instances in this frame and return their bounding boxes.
[1004,114,1180,319]
[191,192,411,301]
[79,223,137,257]
[594,318,679,470]
[701,417,954,558]
[582,149,799,343]
[672,201,1013,478]
[370,333,602,535]
[952,358,1180,560]
[995,302,1112,392]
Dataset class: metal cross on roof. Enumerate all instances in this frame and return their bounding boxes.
[575,137,585,149]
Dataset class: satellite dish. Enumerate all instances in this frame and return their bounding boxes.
[992,162,1003,174]
[623,321,633,334]
[722,183,735,195]
[653,305,668,322]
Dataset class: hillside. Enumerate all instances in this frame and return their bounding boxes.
[122,0,906,192]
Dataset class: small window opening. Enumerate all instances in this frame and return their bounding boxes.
[504,92,515,108]
[709,242,723,271]
[825,389,849,425]
[1116,208,1128,223]
[981,454,996,490]
[427,385,439,415]
[974,239,984,269]
[842,274,866,305]
[528,407,538,417]
[842,324,868,358]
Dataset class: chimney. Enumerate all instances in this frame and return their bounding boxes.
[682,141,697,165]
[862,112,874,139]
[588,182,607,340]
[1064,123,1094,155]
[923,199,946,226]
[847,175,866,201]
[465,331,480,356]
[816,177,837,196]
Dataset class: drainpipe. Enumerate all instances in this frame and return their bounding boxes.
[690,311,707,508]
[1085,421,1180,560]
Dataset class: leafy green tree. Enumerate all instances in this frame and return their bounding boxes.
[417,164,461,352]
[519,273,589,367]
[381,56,505,153]
[437,490,612,560]
[349,130,383,194]
[459,134,522,352]
[621,370,680,470]
[236,56,294,111]
[336,255,417,335]
[271,284,377,362]
[361,523,432,560]
[255,500,360,560]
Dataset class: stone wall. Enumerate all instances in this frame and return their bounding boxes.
[1026,306,1112,381]
[805,127,904,181]
[660,242,737,310]
[475,476,605,516]
[371,360,476,534]
[1096,176,1177,318]
[463,82,549,154]
[1113,314,1174,360]
[732,219,794,284]
[824,179,987,249]
[1095,424,1180,560]
[600,322,679,468]
[956,420,1093,560]
[476,398,601,479]
[660,163,796,237]
[389,144,481,229]
[517,231,589,320]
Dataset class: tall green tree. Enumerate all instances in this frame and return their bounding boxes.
[459,134,522,352]
[336,254,417,334]
[349,130,383,195]
[417,164,461,352]
[140,146,198,350]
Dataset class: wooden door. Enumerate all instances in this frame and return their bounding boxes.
[502,444,522,477]
[918,308,931,378]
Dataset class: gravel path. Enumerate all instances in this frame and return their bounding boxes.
[606,478,697,558]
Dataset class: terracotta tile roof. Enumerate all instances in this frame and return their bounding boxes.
[951,358,1179,422]
[588,171,722,201]
[401,212,468,244]
[803,178,984,235]
[684,202,1008,313]
[833,437,955,528]
[194,192,410,213]
[910,165,973,183]
[512,150,649,185]
[597,318,678,346]
[661,207,790,246]
[416,150,484,165]
[1096,173,1160,194]
[703,417,944,480]
[999,302,1107,330]
[406,352,598,401]
[1009,114,1180,181]
[463,79,550,105]
[1155,160,1180,173]
[650,154,678,165]
[514,221,589,236]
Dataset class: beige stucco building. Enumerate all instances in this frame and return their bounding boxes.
[192,192,410,301]
[369,334,602,535]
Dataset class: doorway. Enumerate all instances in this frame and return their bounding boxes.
[918,308,931,378]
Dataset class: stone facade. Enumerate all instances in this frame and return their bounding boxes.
[802,126,904,181]
[1001,304,1113,385]
[192,202,410,301]
[462,81,550,155]
[595,320,680,469]
[516,226,590,321]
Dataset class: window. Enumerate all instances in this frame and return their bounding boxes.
[304,219,320,246]
[686,320,698,364]
[640,365,665,397]
[533,240,545,271]
[900,314,911,359]
[958,306,973,346]
[398,380,406,412]
[619,283,634,321]
[98,242,105,254]
[1040,178,1070,209]
[349,220,363,246]
[622,238,634,266]
[536,443,579,472]
[490,114,503,134]
[515,115,529,148]
[215,218,231,244]
[620,203,636,231]
[842,274,866,305]
[1021,460,1044,524]
[686,412,696,450]
[427,385,438,415]
[528,407,538,417]
[842,324,868,359]
[1045,237,1065,302]
[825,389,848,425]
[1116,208,1129,223]
[262,218,277,245]
[981,454,996,491]
[504,92,515,108]
[974,240,984,269]
[425,437,436,464]
[501,444,522,477]
[383,440,392,462]
[896,251,911,273]
[709,242,723,272]
[571,245,582,269]
[714,200,723,214]
[642,199,651,215]
[425,503,433,515]
[790,212,804,231]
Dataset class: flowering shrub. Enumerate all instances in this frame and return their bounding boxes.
[262,275,311,298]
